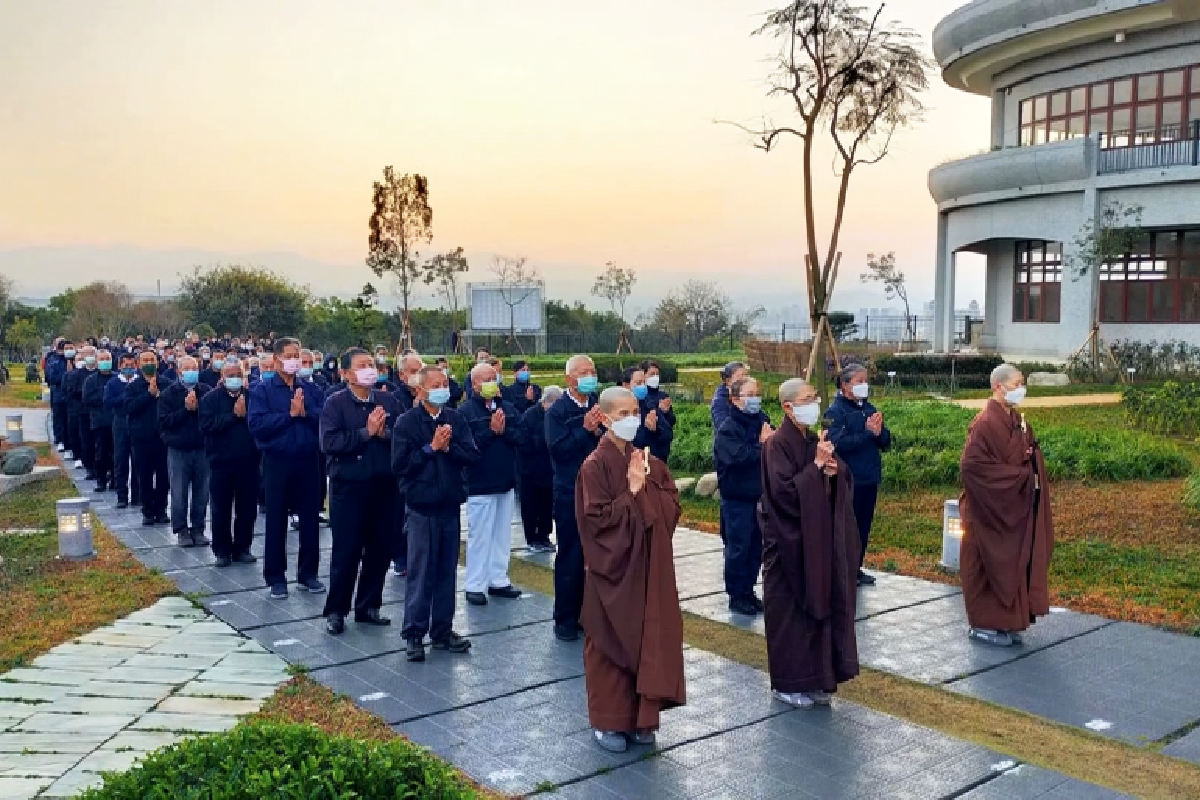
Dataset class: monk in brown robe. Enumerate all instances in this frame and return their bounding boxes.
[759,378,860,709]
[576,387,686,753]
[959,364,1054,647]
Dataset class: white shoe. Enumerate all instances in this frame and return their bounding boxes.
[808,690,832,706]
[63,451,73,460]
[56,443,65,452]
[772,690,815,708]
[74,459,83,469]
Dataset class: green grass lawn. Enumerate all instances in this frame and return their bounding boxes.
[0,363,46,408]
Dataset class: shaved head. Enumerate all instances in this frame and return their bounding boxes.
[599,386,636,415]
[990,363,1022,389]
[542,385,563,407]
[470,362,497,387]
[778,378,814,405]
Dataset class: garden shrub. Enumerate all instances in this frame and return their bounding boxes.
[1122,381,1200,437]
[1183,471,1200,512]
[871,354,1004,389]
[77,721,482,800]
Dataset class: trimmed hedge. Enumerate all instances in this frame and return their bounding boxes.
[77,721,482,800]
[515,355,678,383]
[873,354,1004,377]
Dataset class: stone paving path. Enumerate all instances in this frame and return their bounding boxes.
[46,459,1131,798]
[0,597,289,799]
[952,394,1120,410]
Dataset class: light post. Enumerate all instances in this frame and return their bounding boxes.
[940,499,963,572]
[56,497,95,560]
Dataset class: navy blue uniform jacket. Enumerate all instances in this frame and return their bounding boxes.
[198,386,259,466]
[104,375,132,427]
[823,393,891,487]
[518,404,553,488]
[459,395,527,495]
[714,408,770,503]
[246,373,324,457]
[710,383,734,431]
[158,381,212,451]
[502,380,541,414]
[633,401,673,463]
[319,387,400,482]
[544,391,601,496]
[125,376,163,443]
[391,405,478,518]
[83,371,117,429]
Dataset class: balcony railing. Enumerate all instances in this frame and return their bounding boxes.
[1098,121,1200,174]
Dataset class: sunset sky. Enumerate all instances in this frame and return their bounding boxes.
[0,0,989,317]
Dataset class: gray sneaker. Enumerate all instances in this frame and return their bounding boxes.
[593,730,628,753]
[969,628,1014,647]
[1009,631,1024,645]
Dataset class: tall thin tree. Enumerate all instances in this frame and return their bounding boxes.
[861,252,915,347]
[423,247,470,353]
[591,261,637,353]
[723,0,930,394]
[366,168,432,350]
[490,256,540,355]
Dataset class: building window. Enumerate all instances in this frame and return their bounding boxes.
[1013,241,1062,323]
[1100,229,1200,323]
[1018,65,1200,148]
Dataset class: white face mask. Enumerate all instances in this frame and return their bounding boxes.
[851,383,869,400]
[790,402,821,427]
[608,415,641,442]
[1004,386,1027,406]
[646,375,660,389]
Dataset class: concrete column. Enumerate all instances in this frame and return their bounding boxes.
[1058,184,1102,357]
[933,212,952,352]
[991,90,1006,149]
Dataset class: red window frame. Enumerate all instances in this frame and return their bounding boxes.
[1099,229,1200,323]
[1013,241,1062,323]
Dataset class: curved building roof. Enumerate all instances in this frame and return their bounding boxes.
[933,0,1198,95]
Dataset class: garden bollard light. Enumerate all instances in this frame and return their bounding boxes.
[5,414,22,445]
[940,499,962,572]
[57,497,95,560]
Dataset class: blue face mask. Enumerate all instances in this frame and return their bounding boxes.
[576,375,598,394]
[225,377,243,392]
[427,387,451,407]
[120,367,136,378]
[741,396,763,415]
[97,360,112,372]
[260,370,275,382]
[181,370,200,386]
[225,357,239,367]
[631,384,648,401]
[516,370,530,383]
[376,373,387,384]
[299,367,313,379]
[64,348,76,358]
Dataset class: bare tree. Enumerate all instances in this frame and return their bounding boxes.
[591,262,637,353]
[861,252,914,347]
[722,0,930,393]
[66,282,136,341]
[490,256,540,354]
[424,247,470,353]
[366,168,432,350]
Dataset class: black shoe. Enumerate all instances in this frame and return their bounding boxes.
[85,471,95,481]
[728,596,760,616]
[213,555,232,568]
[406,638,426,662]
[354,609,391,626]
[269,582,289,599]
[233,552,258,564]
[94,484,107,493]
[326,613,345,635]
[317,514,329,526]
[465,591,488,606]
[857,570,877,587]
[487,585,522,599]
[154,514,170,525]
[177,530,194,548]
[749,592,764,612]
[141,516,155,527]
[554,623,579,642]
[131,499,141,507]
[289,517,299,531]
[191,529,211,547]
[298,577,326,594]
[431,631,471,653]
[116,500,128,509]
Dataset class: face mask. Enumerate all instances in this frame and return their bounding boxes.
[631,385,648,401]
[260,370,276,382]
[281,358,301,375]
[376,373,387,384]
[609,415,641,442]
[576,375,598,394]
[1005,386,1027,406]
[98,360,112,372]
[120,367,135,379]
[84,356,96,368]
[791,402,820,427]
[427,387,451,407]
[354,367,378,387]
[140,364,157,377]
[376,355,387,366]
[516,370,530,383]
[225,357,239,367]
[166,354,176,363]
[851,383,870,400]
[477,357,488,364]
[741,396,762,415]
[64,348,76,358]
[480,381,499,399]
[646,375,660,389]
[200,352,210,361]
[181,370,200,386]
[225,377,243,392]
[299,367,313,379]
[74,360,84,368]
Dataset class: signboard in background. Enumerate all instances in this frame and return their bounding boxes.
[467,282,544,332]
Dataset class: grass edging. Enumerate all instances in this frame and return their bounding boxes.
[505,557,1200,799]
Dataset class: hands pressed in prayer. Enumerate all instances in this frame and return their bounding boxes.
[233,393,246,418]
[489,408,506,435]
[815,429,836,471]
[431,424,452,452]
[290,389,306,417]
[583,406,603,433]
[658,396,672,413]
[866,412,883,436]
[525,385,535,401]
[758,422,772,443]
[627,449,646,496]
[185,389,198,411]
[645,410,658,431]
[366,406,386,438]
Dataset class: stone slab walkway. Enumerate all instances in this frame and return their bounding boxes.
[0,597,289,799]
[953,394,1120,410]
[0,408,49,443]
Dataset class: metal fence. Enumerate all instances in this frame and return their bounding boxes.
[1098,121,1200,174]
[751,315,976,348]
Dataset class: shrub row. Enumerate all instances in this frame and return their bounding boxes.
[667,399,1189,489]
[78,721,482,800]
[1122,381,1200,437]
[872,354,1004,378]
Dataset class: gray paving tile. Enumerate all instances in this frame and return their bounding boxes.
[0,776,53,799]
[856,599,1110,685]
[958,764,1133,799]
[1162,726,1200,766]
[0,752,83,778]
[947,622,1200,743]
[14,712,135,736]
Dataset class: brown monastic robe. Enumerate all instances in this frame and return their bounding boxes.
[575,436,686,732]
[758,419,860,695]
[959,398,1054,632]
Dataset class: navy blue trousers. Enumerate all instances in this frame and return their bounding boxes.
[720,498,762,599]
[852,482,879,569]
[552,489,584,627]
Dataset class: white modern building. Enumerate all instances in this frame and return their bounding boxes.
[929,0,1200,359]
